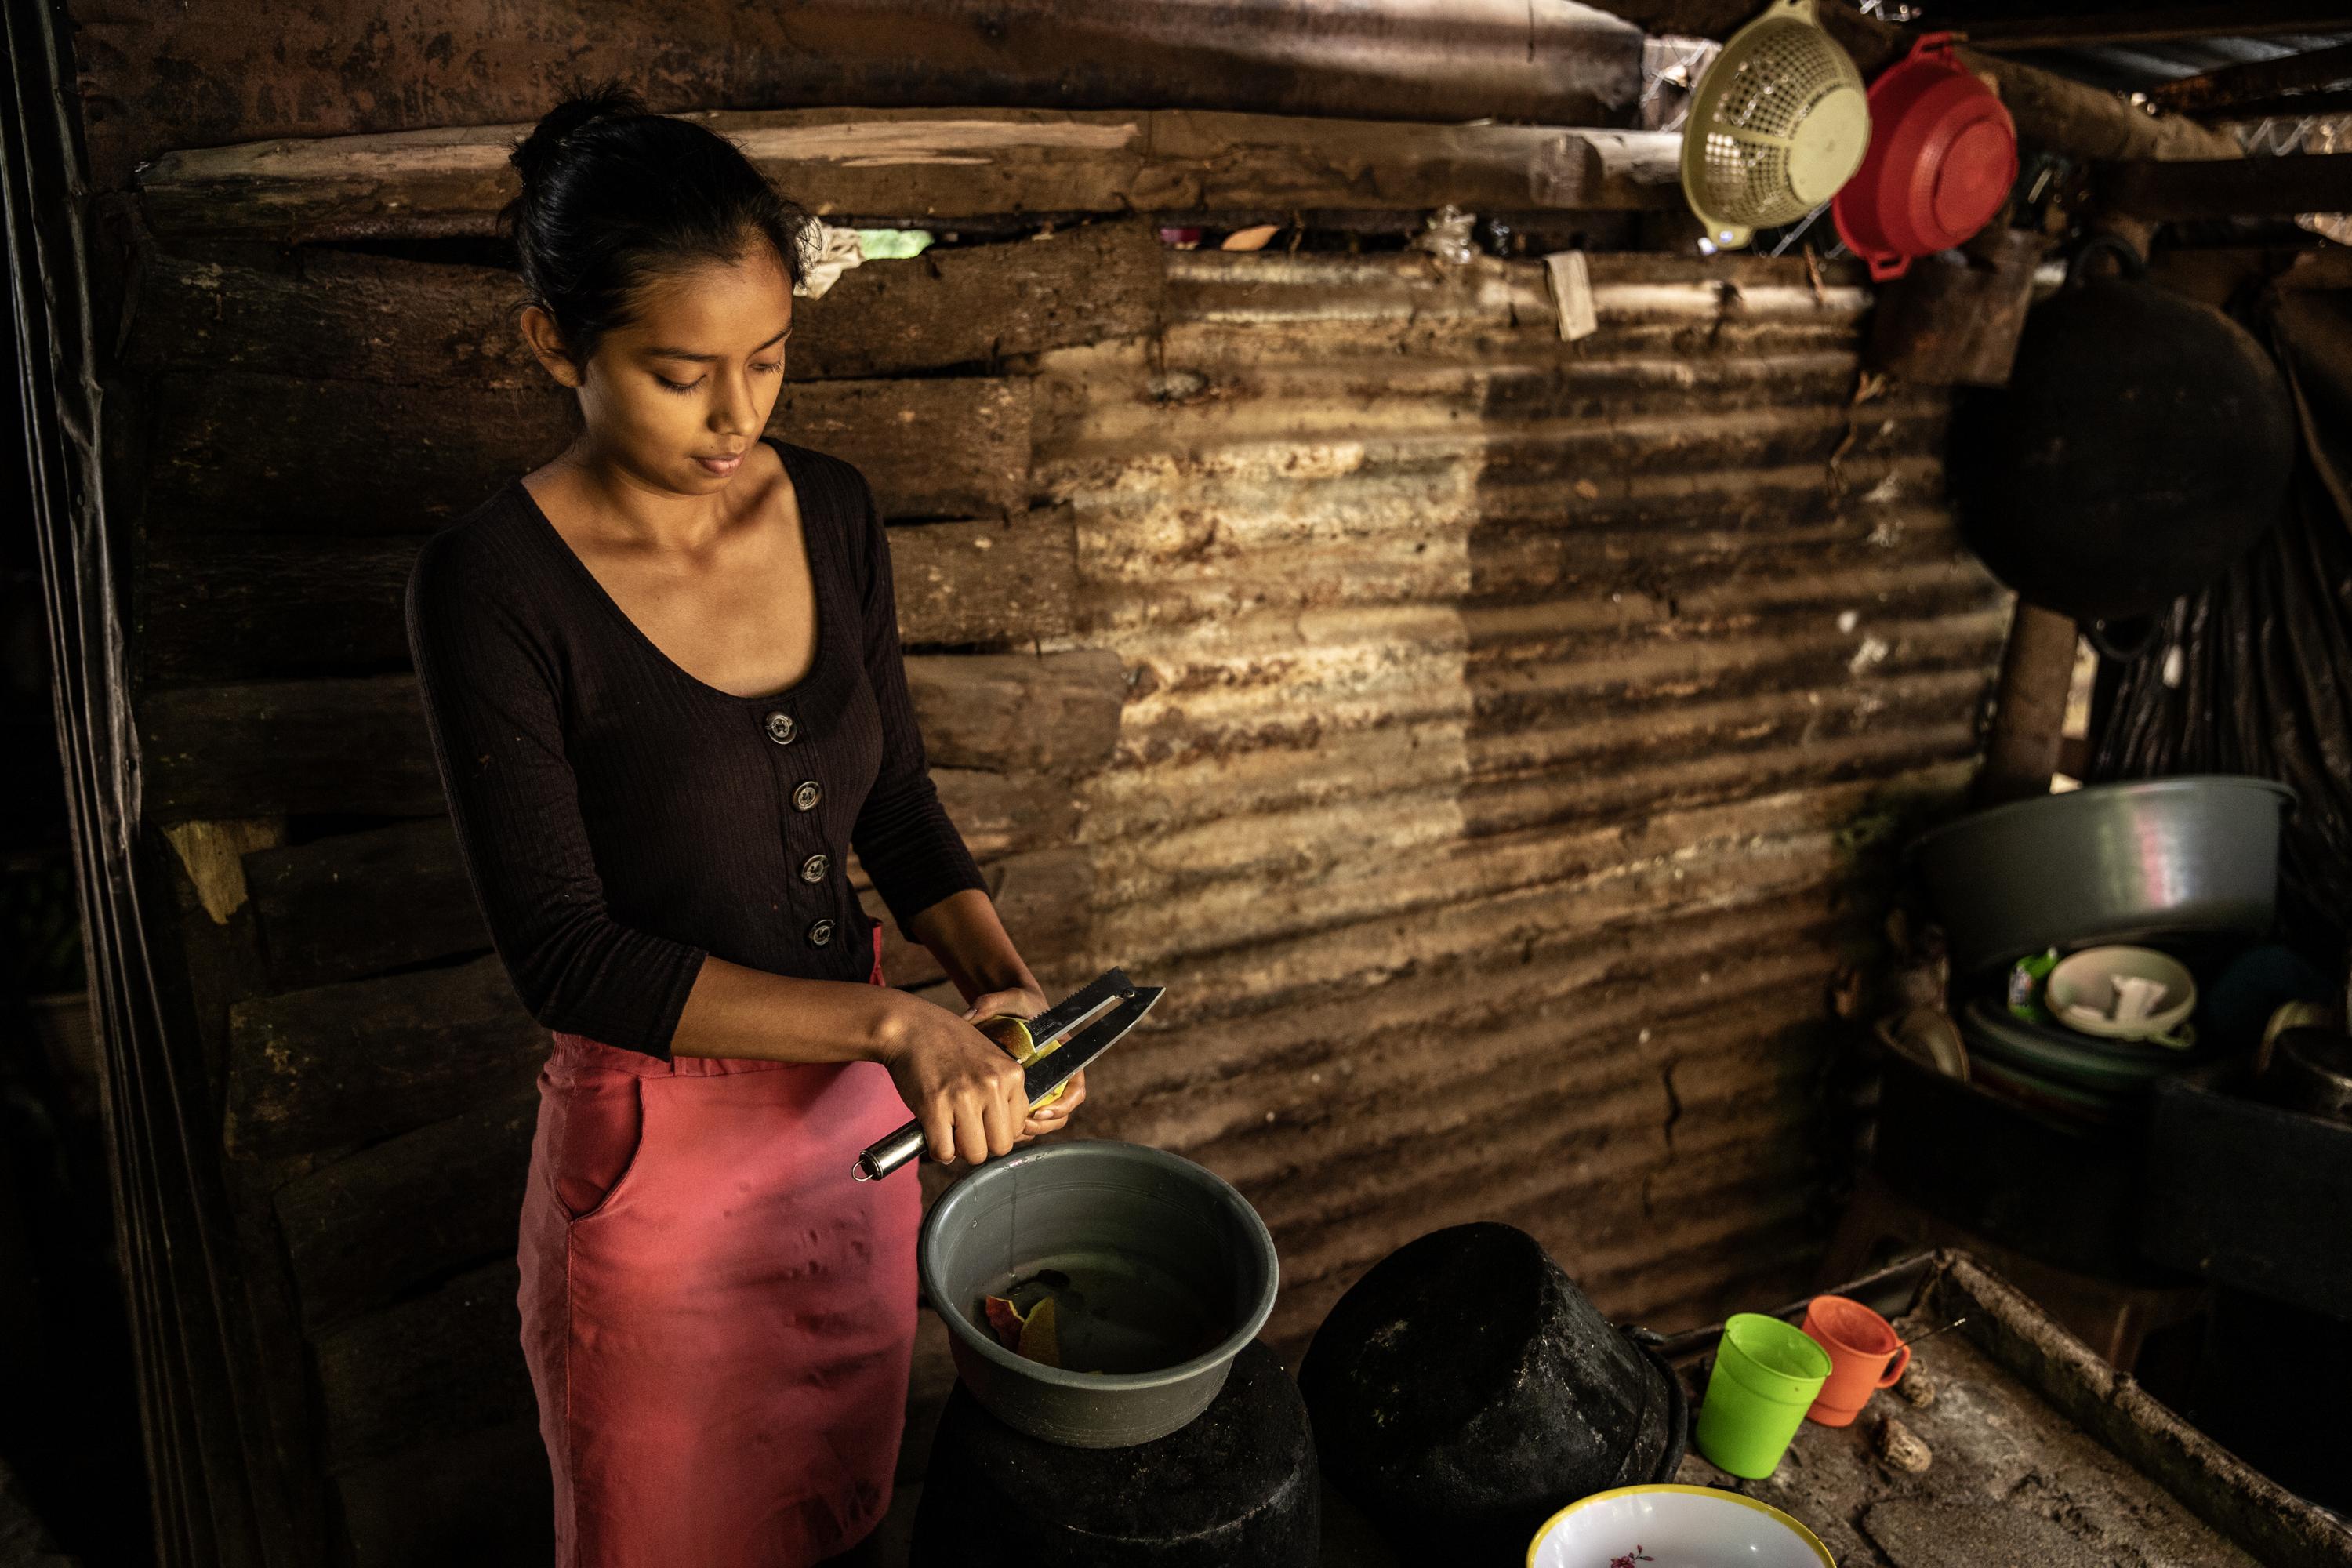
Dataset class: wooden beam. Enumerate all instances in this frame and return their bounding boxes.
[332,1416,549,1568]
[141,653,1123,822]
[141,534,423,683]
[310,1257,532,1473]
[224,955,545,1160]
[141,674,444,822]
[901,650,1126,775]
[865,846,1092,988]
[243,818,485,993]
[239,768,1080,995]
[273,1093,536,1331]
[2099,151,2352,220]
[147,372,1032,532]
[1954,7,2352,52]
[135,108,1686,244]
[1866,230,2044,388]
[1974,604,2079,808]
[225,837,1089,1165]
[133,221,1164,387]
[2147,38,2352,114]
[82,1,1647,194]
[140,511,1078,682]
[2194,85,2352,121]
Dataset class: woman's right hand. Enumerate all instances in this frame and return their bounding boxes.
[872,993,1032,1167]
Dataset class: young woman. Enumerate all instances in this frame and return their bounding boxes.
[405,86,1084,1567]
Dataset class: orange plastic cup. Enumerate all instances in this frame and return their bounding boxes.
[1798,1294,1911,1427]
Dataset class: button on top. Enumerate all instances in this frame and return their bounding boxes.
[799,853,831,884]
[763,711,797,746]
[792,780,822,812]
[807,918,836,947]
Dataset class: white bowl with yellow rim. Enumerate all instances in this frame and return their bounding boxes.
[1528,1483,1833,1567]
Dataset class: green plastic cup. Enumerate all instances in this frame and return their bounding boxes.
[1694,1313,1835,1479]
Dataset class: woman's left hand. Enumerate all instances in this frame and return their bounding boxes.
[962,988,1087,1142]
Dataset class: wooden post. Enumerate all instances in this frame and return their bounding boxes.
[1867,230,2045,387]
[1975,604,2081,807]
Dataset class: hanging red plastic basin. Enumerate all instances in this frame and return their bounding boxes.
[1832,33,2018,281]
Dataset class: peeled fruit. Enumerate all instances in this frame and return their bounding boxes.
[983,1294,1025,1346]
[1017,1298,1061,1368]
[979,1293,1063,1370]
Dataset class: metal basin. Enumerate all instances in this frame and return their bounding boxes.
[918,1140,1279,1449]
[1911,775,2292,977]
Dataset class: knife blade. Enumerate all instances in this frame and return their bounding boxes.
[853,980,1163,1182]
[1004,966,1132,1059]
[1022,985,1160,1105]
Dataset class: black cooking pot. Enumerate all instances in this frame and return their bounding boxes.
[1298,1223,1686,1560]
[1948,238,2295,622]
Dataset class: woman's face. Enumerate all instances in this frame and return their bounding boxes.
[523,243,795,495]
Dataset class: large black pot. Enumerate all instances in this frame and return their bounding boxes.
[1949,238,2295,622]
[1298,1223,1686,1561]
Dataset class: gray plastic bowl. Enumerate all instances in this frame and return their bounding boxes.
[918,1139,1279,1449]
[1912,775,2292,978]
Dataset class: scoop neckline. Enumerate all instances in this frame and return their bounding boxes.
[510,435,833,706]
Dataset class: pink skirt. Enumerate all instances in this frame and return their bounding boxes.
[517,929,919,1566]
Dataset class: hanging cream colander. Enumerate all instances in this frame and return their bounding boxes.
[1679,0,1872,249]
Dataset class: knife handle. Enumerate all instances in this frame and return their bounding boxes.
[855,1015,1052,1182]
[855,1121,927,1182]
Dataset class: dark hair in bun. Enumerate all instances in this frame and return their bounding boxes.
[503,82,810,366]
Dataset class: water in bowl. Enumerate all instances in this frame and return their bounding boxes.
[975,1249,1228,1374]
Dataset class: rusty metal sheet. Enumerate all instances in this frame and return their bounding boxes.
[1030,251,2007,1340]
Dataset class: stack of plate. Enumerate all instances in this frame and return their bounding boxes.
[1956,997,2212,1124]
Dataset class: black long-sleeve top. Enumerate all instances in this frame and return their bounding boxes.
[405,437,986,1060]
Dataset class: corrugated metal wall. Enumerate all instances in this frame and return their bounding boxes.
[1031,249,2005,1343]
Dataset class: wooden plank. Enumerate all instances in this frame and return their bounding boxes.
[1974,604,2080,808]
[903,650,1126,774]
[1140,111,1681,214]
[244,818,482,992]
[333,1415,550,1568]
[224,955,543,1160]
[142,532,424,682]
[2147,39,2352,114]
[136,108,1686,244]
[140,513,1075,681]
[868,845,1094,988]
[84,4,1646,193]
[929,768,1084,863]
[134,223,1164,387]
[775,378,1032,519]
[311,1257,532,1473]
[880,514,1078,648]
[1866,230,2043,389]
[242,767,1074,993]
[2100,152,2352,220]
[2191,85,2352,121]
[147,372,1031,533]
[141,674,438,822]
[134,249,535,387]
[1953,6,2352,50]
[145,655,1120,822]
[147,372,572,532]
[274,1093,535,1331]
[796,221,1163,378]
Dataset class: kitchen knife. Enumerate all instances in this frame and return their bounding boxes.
[989,966,1136,1062]
[854,976,1163,1182]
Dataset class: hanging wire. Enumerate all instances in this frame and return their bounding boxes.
[1768,202,1832,256]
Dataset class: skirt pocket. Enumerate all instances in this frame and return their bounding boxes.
[546,1069,647,1223]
